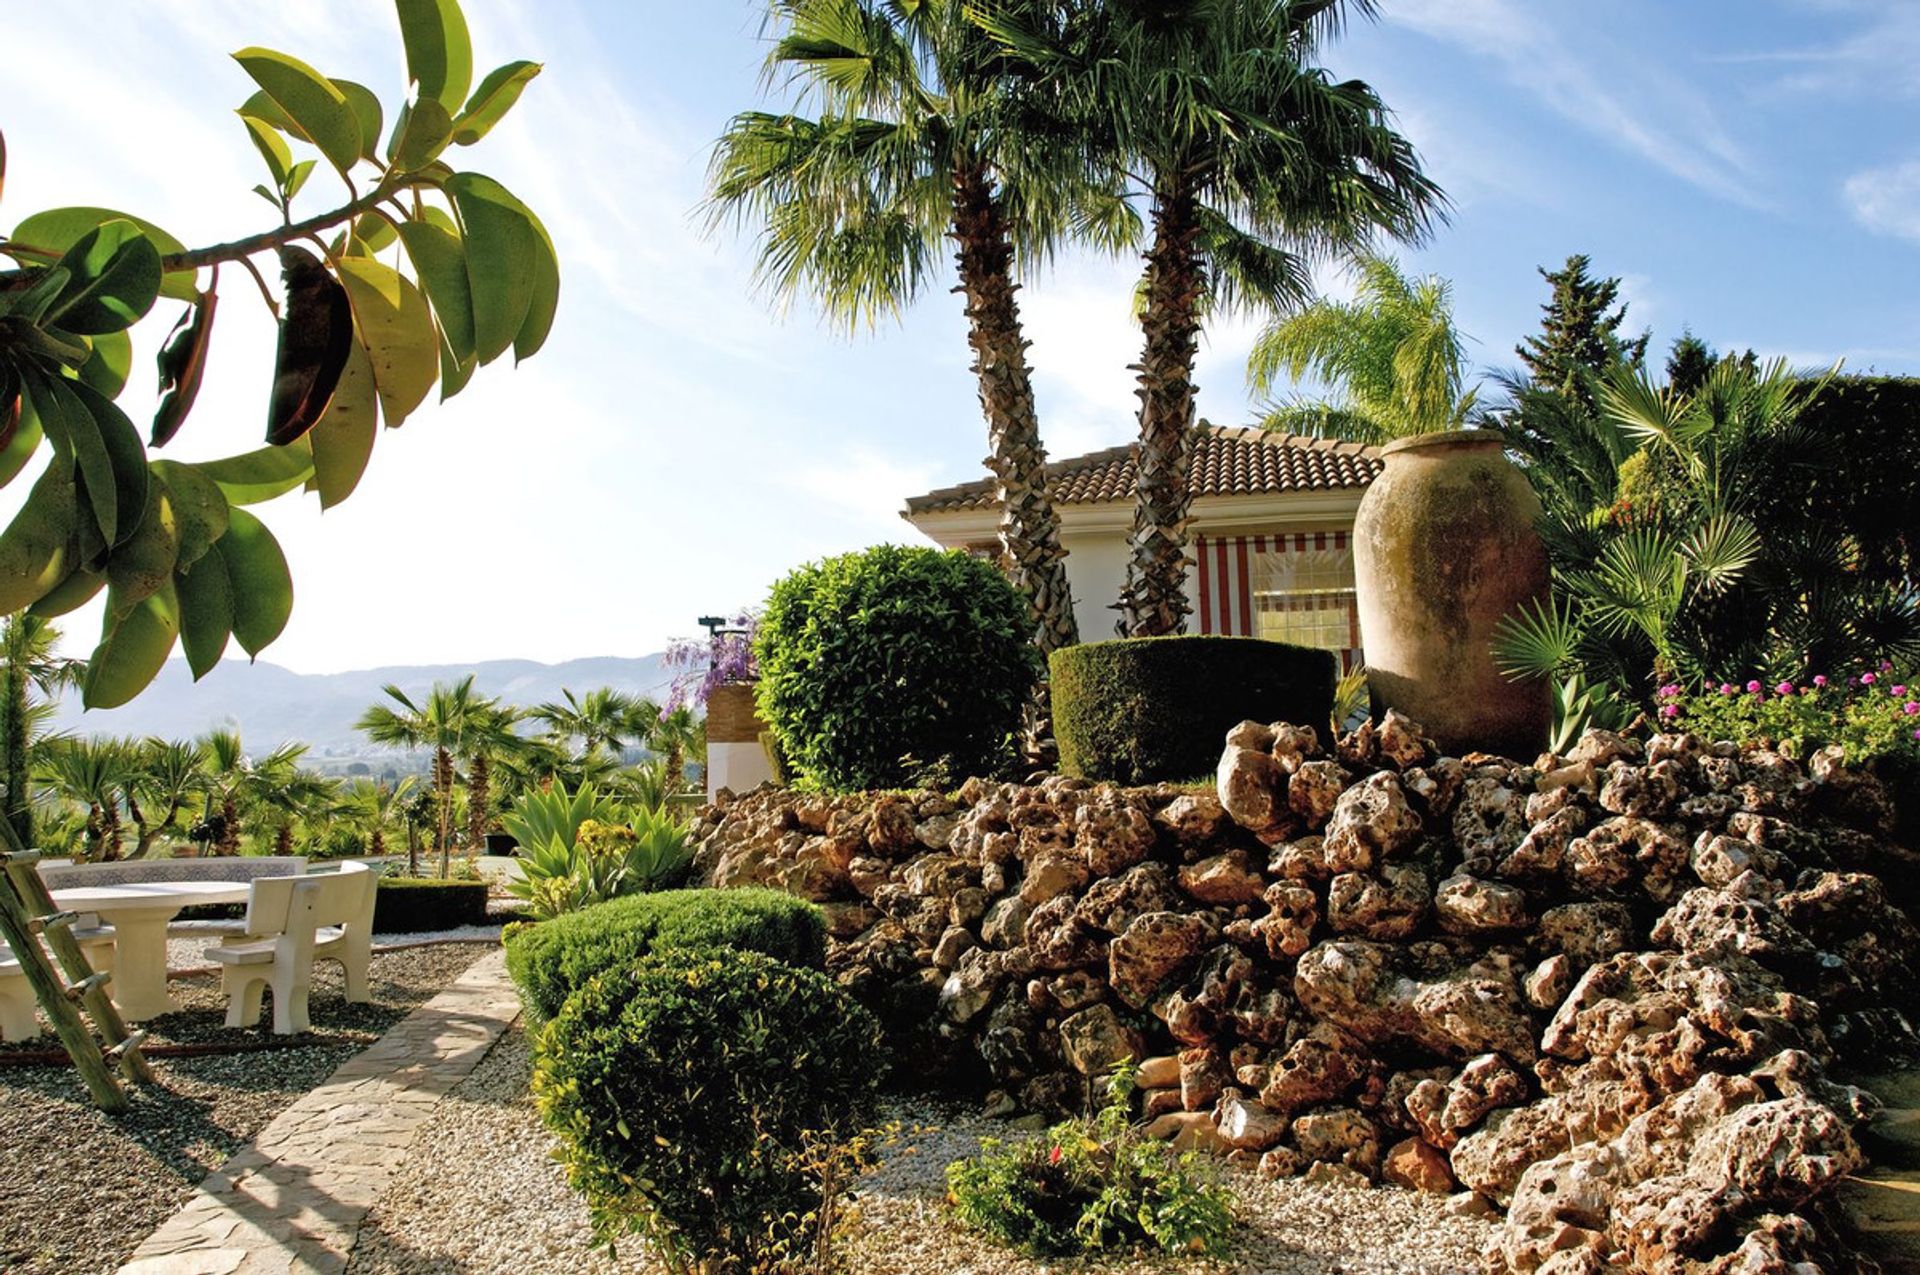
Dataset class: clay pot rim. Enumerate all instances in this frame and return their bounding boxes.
[1379,428,1502,457]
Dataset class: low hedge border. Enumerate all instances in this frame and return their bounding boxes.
[373,878,492,934]
[503,887,828,1023]
[1050,635,1336,784]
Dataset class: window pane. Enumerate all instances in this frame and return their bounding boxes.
[1253,540,1357,655]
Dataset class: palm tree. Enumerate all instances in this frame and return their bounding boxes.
[338,776,417,860]
[707,0,1114,670]
[1,615,84,846]
[37,737,134,862]
[529,687,656,762]
[1249,253,1476,443]
[461,699,524,860]
[356,676,493,877]
[647,704,705,794]
[200,729,251,855]
[126,738,209,858]
[246,745,337,855]
[975,0,1443,635]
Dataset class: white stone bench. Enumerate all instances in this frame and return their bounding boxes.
[0,924,118,1042]
[39,856,308,936]
[212,863,376,1035]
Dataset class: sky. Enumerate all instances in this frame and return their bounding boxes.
[3,0,1916,676]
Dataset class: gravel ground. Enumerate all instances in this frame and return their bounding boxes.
[349,1028,1494,1275]
[0,943,488,1275]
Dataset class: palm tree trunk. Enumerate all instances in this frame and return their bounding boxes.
[434,746,453,879]
[275,822,294,855]
[1119,179,1205,638]
[466,751,490,861]
[370,826,385,859]
[101,797,123,862]
[3,626,31,848]
[218,794,241,856]
[83,803,103,862]
[950,157,1079,658]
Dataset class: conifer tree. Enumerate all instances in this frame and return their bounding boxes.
[1665,329,1717,396]
[1516,254,1648,405]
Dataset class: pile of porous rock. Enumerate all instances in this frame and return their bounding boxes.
[692,715,1920,1272]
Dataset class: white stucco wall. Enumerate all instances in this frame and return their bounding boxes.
[707,741,775,800]
[1057,529,1203,642]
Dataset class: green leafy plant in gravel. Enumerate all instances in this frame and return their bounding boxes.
[531,946,886,1273]
[947,1065,1234,1258]
[754,545,1038,791]
[502,886,826,1023]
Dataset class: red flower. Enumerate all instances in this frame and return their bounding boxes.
[1049,1146,1063,1165]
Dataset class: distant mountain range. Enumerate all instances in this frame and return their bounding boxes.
[50,654,675,755]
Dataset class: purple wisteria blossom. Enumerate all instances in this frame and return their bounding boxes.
[662,612,760,714]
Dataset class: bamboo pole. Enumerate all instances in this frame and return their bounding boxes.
[0,853,124,1110]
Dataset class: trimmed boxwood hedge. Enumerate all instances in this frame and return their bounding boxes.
[373,878,491,934]
[503,887,827,1023]
[1050,635,1336,784]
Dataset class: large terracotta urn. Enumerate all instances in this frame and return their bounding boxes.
[1353,429,1551,759]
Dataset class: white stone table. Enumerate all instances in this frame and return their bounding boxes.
[51,879,250,1020]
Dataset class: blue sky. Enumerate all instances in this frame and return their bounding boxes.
[4,0,1915,674]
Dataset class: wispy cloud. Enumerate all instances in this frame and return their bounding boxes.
[1844,160,1920,243]
[1384,0,1761,205]
[1728,2,1920,99]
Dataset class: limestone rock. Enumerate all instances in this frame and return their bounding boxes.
[1217,1091,1289,1151]
[1218,745,1287,833]
[1154,791,1228,847]
[1289,760,1351,826]
[1076,862,1184,935]
[1178,849,1267,907]
[1252,882,1321,959]
[1019,850,1090,905]
[1435,874,1529,935]
[1323,772,1424,871]
[1328,864,1432,940]
[1384,1136,1457,1193]
[1059,1003,1142,1076]
[1075,790,1157,876]
[1109,910,1217,1008]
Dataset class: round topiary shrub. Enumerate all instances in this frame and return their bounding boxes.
[1050,636,1336,784]
[503,887,826,1023]
[532,946,886,1270]
[755,544,1039,790]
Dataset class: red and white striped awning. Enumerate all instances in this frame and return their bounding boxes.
[1195,532,1362,672]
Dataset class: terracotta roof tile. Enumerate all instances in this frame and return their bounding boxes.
[902,425,1383,516]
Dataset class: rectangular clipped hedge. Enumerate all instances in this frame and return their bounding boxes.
[1050,635,1335,784]
[372,877,492,934]
[502,887,828,1023]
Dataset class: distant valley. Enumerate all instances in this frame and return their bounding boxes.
[50,654,676,766]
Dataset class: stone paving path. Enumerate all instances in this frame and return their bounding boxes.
[119,949,520,1275]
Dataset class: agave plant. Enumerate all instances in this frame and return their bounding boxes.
[501,785,692,920]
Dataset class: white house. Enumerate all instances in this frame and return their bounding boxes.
[901,424,1383,670]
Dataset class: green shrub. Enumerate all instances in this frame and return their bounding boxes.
[503,887,826,1023]
[755,544,1039,790]
[531,946,886,1269]
[1051,636,1336,784]
[1665,668,1920,765]
[372,877,491,934]
[947,1068,1234,1258]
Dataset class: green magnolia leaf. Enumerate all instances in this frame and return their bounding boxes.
[444,172,537,365]
[0,455,81,614]
[219,507,292,656]
[452,60,541,145]
[240,113,293,190]
[1,264,72,324]
[79,330,133,398]
[354,210,398,254]
[12,207,196,302]
[395,219,475,365]
[27,566,105,619]
[69,378,152,550]
[0,391,43,490]
[83,579,180,709]
[515,207,559,363]
[175,542,234,679]
[195,440,314,506]
[26,370,119,548]
[332,78,385,161]
[386,95,455,172]
[285,159,317,203]
[395,0,473,109]
[149,458,229,569]
[44,220,163,335]
[307,338,378,508]
[337,255,438,429]
[104,478,180,614]
[439,338,476,400]
[232,47,361,175]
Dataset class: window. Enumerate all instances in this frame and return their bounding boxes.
[1253,538,1357,654]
